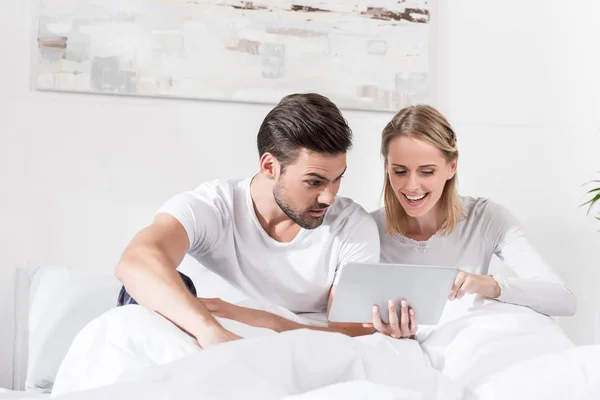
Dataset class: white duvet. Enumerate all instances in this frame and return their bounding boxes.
[15,297,600,400]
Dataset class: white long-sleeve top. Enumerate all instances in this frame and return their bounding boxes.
[371,196,576,317]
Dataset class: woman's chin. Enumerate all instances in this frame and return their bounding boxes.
[399,199,433,218]
[404,209,429,218]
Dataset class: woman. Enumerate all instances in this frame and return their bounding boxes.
[366,104,576,339]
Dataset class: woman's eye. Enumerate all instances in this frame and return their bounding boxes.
[394,171,407,175]
[421,171,434,176]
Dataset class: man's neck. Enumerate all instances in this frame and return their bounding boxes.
[249,174,301,242]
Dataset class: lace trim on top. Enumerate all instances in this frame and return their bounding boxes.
[393,228,445,253]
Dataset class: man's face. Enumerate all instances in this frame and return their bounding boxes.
[273,149,347,229]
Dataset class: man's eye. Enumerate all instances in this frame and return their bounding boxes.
[307,180,321,187]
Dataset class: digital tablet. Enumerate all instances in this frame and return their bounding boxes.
[328,262,457,325]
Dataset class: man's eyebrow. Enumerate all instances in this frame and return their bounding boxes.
[304,167,347,182]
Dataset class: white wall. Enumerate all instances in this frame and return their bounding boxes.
[446,0,600,348]
[1,0,599,390]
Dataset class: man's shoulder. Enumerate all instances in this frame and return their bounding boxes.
[159,177,250,221]
[186,177,250,201]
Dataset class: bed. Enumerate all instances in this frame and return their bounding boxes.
[5,256,600,400]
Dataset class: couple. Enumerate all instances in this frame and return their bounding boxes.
[115,93,576,348]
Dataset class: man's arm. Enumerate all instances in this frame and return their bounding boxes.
[199,288,375,337]
[260,286,375,336]
[115,213,240,347]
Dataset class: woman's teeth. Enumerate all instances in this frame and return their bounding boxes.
[406,194,426,201]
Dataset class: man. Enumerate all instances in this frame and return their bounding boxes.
[115,93,380,349]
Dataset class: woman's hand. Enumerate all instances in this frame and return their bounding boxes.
[363,299,418,339]
[449,269,502,300]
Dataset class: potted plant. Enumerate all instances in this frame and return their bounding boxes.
[583,176,600,221]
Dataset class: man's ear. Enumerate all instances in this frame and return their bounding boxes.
[259,153,279,180]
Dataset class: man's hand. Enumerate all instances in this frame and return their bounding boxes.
[363,299,418,339]
[196,324,243,349]
[449,269,502,300]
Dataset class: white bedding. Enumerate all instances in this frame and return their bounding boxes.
[50,301,439,397]
[11,263,600,400]
[0,389,46,399]
[41,297,599,400]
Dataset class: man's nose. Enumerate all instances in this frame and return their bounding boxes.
[318,187,335,206]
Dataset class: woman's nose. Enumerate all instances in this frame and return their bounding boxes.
[406,173,419,192]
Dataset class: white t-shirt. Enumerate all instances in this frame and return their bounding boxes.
[158,177,380,313]
[372,196,576,317]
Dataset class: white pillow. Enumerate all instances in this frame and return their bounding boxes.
[25,266,122,394]
[24,255,248,394]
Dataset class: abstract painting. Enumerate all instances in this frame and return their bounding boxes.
[36,0,431,111]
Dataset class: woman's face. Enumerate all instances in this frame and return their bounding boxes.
[386,136,457,218]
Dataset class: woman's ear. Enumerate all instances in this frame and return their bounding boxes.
[448,158,458,180]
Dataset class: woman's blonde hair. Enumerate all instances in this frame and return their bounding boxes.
[381,104,464,236]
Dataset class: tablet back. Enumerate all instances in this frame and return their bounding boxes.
[328,262,457,325]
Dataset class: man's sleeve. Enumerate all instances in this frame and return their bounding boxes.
[156,187,227,255]
[333,215,381,285]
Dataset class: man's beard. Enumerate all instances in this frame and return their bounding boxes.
[273,182,328,230]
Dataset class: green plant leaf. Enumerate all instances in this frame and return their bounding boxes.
[582,192,600,214]
[587,187,600,194]
[581,192,600,206]
[583,196,600,207]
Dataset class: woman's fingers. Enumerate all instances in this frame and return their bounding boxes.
[449,270,466,300]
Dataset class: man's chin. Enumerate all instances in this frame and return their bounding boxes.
[298,215,325,230]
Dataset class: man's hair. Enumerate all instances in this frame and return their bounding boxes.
[257,93,352,169]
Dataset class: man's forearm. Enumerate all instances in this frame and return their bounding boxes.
[115,243,219,338]
[261,311,374,337]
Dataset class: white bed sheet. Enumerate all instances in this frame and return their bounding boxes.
[44,295,600,400]
[0,388,47,399]
[54,326,462,400]
[12,261,599,400]
[50,301,435,396]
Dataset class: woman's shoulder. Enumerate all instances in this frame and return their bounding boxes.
[460,195,522,232]
[369,207,387,233]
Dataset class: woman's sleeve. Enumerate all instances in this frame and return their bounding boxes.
[488,203,577,316]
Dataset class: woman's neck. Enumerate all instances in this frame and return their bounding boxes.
[404,206,445,242]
